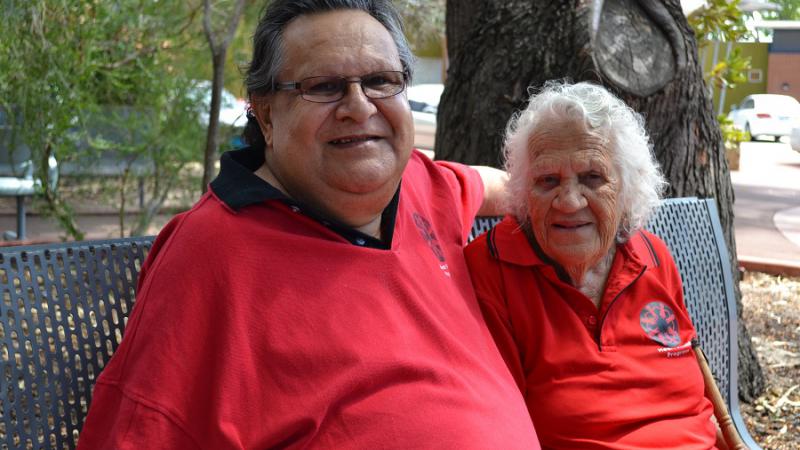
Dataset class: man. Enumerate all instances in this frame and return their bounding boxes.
[77,1,539,448]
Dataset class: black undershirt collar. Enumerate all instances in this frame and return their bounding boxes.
[209,146,398,249]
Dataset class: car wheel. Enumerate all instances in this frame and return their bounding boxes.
[745,123,756,141]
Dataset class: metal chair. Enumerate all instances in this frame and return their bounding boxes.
[468,197,761,449]
[0,237,153,450]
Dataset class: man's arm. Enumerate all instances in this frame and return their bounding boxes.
[472,165,509,216]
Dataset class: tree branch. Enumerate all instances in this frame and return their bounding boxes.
[221,0,247,50]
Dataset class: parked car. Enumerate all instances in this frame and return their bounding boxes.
[727,94,800,142]
[189,80,248,130]
[408,83,443,127]
[791,125,800,152]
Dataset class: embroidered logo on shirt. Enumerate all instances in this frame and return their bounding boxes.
[639,301,680,348]
[412,212,450,277]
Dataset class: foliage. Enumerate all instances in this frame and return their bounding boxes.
[688,0,752,91]
[707,47,750,90]
[760,0,800,20]
[0,0,207,239]
[394,0,446,54]
[689,0,750,46]
[178,0,263,97]
[718,114,748,148]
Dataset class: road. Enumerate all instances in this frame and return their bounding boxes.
[732,140,800,269]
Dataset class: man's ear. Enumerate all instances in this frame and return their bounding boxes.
[251,99,273,149]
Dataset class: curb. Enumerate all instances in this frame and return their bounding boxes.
[738,256,800,278]
[0,238,64,248]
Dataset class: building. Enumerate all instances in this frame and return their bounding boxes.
[756,21,800,101]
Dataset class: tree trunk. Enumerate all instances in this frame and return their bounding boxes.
[445,0,484,62]
[201,0,247,193]
[202,52,226,192]
[439,0,764,401]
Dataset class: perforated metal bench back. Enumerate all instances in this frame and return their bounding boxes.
[644,198,737,405]
[0,237,153,450]
[644,198,757,448]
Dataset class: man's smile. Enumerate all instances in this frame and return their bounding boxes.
[329,134,381,146]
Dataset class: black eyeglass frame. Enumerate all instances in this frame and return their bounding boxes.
[271,70,408,103]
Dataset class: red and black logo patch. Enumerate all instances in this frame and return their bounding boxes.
[639,301,680,348]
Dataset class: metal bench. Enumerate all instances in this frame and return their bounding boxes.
[0,237,153,449]
[0,197,759,449]
[0,108,58,241]
[0,106,153,242]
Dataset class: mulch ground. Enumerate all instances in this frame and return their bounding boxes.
[740,271,800,449]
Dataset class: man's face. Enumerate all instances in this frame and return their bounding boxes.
[526,121,622,272]
[256,9,414,229]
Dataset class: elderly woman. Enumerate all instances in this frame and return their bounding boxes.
[465,81,720,449]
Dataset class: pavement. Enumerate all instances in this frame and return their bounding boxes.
[731,140,800,276]
[0,138,798,277]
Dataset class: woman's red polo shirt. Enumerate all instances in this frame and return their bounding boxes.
[465,216,718,449]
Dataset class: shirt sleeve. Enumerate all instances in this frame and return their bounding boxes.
[76,382,202,450]
[432,160,485,241]
[463,235,527,393]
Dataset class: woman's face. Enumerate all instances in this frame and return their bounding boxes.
[526,121,622,272]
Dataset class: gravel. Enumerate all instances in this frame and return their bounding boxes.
[740,271,800,449]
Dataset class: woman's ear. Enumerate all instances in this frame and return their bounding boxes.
[251,99,273,149]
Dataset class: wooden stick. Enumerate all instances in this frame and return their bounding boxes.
[695,345,749,450]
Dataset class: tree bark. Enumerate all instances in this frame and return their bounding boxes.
[445,0,485,62]
[439,0,764,401]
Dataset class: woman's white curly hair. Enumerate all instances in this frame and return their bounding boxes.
[503,80,668,241]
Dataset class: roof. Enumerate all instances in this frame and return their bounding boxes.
[753,20,800,30]
[682,0,780,15]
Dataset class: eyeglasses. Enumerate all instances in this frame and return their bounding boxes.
[272,70,407,103]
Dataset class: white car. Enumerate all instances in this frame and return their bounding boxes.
[190,80,248,129]
[791,125,800,152]
[728,94,800,142]
[408,83,443,126]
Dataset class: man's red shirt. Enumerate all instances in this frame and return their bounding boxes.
[77,151,540,449]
